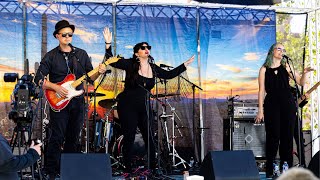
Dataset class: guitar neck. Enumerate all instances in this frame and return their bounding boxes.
[70,57,119,88]
[71,68,99,88]
[305,81,320,95]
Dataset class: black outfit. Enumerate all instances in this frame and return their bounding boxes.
[34,46,93,176]
[264,65,297,177]
[105,47,186,171]
[0,134,40,180]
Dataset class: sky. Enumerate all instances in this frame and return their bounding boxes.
[0,2,275,102]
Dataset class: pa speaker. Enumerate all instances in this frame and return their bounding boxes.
[308,151,319,177]
[200,150,260,180]
[60,153,112,180]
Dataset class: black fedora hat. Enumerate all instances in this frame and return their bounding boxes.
[53,20,75,38]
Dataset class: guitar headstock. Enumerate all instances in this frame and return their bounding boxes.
[106,56,120,64]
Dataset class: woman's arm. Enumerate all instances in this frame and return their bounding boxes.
[255,66,266,124]
[286,64,314,86]
[155,55,195,79]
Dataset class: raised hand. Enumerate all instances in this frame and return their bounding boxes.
[303,67,315,74]
[184,55,195,67]
[103,27,112,44]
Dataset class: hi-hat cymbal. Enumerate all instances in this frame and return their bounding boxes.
[85,92,106,97]
[153,93,180,98]
[98,99,116,108]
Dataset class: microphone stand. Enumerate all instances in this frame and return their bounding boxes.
[72,49,94,154]
[285,56,304,167]
[178,74,203,166]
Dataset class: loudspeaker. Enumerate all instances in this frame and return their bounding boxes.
[60,153,112,180]
[223,119,266,157]
[308,151,319,177]
[200,150,260,180]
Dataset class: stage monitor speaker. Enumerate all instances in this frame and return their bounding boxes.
[60,153,112,180]
[308,151,319,177]
[223,118,266,158]
[200,150,260,180]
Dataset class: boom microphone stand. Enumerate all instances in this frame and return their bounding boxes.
[284,55,304,167]
[71,44,94,153]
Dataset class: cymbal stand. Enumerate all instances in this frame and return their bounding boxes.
[102,105,125,169]
[102,105,116,152]
[164,101,188,169]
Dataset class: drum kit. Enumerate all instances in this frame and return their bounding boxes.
[82,90,189,173]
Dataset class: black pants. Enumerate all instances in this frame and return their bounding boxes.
[117,91,156,172]
[264,93,296,176]
[45,97,84,175]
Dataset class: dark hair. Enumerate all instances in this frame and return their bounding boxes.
[127,42,150,87]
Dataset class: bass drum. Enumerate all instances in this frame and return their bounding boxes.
[111,128,146,167]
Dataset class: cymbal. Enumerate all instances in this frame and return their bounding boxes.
[98,99,116,108]
[153,93,180,98]
[85,92,105,97]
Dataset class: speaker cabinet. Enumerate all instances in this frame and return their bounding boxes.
[223,118,266,158]
[200,150,260,180]
[60,153,112,180]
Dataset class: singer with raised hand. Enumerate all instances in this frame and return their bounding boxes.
[255,43,314,178]
[103,27,194,178]
[34,20,107,180]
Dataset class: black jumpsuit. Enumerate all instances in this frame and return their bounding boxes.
[264,65,296,176]
[105,48,187,171]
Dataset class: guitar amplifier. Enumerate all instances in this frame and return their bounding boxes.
[223,118,266,158]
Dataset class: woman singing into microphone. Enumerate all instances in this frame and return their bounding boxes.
[103,27,195,178]
[255,43,313,178]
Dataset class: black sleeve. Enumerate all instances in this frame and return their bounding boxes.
[104,47,131,70]
[34,53,52,85]
[153,63,187,79]
[0,139,40,173]
[83,50,94,73]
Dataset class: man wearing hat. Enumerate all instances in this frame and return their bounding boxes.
[34,20,107,180]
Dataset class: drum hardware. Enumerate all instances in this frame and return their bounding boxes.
[84,92,106,97]
[154,93,180,98]
[98,98,117,109]
[160,99,188,169]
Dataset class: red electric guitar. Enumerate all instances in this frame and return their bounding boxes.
[45,56,119,111]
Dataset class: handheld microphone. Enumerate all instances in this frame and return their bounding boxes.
[282,54,291,60]
[160,64,173,68]
[148,56,154,63]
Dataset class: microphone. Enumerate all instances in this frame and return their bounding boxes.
[282,54,291,60]
[68,43,76,52]
[160,64,173,68]
[228,95,239,101]
[148,56,154,63]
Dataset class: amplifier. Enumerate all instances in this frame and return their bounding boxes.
[223,118,266,158]
[234,106,258,119]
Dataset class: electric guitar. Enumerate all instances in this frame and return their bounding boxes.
[45,56,119,111]
[297,81,320,108]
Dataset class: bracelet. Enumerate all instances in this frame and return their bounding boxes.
[105,42,111,44]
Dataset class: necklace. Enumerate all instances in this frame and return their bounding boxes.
[139,64,150,87]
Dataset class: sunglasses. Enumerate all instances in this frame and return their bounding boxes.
[59,33,73,38]
[275,47,286,53]
[140,45,151,50]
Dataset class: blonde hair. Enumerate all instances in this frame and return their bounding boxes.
[277,167,319,180]
[263,42,286,68]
